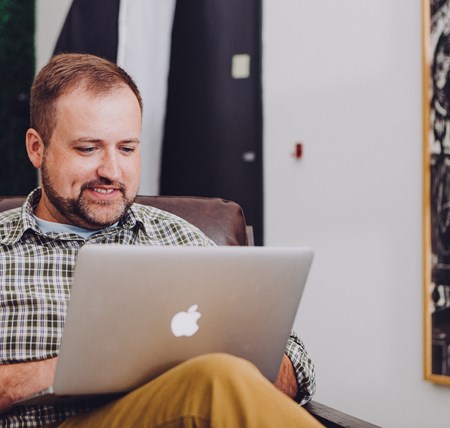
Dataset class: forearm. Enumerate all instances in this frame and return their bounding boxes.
[0,358,57,411]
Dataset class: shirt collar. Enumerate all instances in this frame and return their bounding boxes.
[22,188,42,228]
[119,203,139,230]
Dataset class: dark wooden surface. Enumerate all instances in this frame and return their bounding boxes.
[304,401,381,428]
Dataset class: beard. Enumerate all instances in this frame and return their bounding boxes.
[40,161,136,230]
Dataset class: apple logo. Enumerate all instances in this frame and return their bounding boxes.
[170,304,202,337]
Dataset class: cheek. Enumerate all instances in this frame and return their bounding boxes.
[57,163,97,192]
[46,150,90,177]
[124,159,141,183]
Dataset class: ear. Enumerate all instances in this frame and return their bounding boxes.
[26,128,45,169]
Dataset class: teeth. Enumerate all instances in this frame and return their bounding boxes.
[93,188,114,194]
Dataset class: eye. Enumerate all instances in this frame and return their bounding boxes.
[76,146,96,154]
[120,146,137,155]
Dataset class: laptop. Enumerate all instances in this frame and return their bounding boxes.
[14,245,313,406]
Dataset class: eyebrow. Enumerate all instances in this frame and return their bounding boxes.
[71,137,141,144]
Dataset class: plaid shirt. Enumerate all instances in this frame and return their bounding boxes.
[0,189,315,427]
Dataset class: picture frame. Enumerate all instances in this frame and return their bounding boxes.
[423,0,450,385]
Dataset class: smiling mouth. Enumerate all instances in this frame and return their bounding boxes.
[92,187,116,195]
[81,180,126,199]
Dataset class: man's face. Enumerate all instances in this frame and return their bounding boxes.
[35,85,142,229]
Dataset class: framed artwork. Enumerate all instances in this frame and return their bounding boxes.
[423,0,450,384]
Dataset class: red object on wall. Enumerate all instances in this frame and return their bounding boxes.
[292,143,303,159]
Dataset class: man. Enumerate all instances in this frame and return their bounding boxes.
[0,53,321,427]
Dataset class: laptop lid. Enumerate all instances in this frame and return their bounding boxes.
[53,245,314,396]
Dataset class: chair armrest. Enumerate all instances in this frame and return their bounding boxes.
[304,401,380,428]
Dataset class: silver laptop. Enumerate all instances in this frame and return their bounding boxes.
[15,245,313,406]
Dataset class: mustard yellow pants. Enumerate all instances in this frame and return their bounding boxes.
[59,353,323,427]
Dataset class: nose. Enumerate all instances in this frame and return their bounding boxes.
[96,150,121,182]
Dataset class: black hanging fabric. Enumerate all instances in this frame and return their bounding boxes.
[160,0,264,245]
[53,0,120,63]
[0,0,36,195]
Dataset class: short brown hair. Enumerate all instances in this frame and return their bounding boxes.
[30,53,143,144]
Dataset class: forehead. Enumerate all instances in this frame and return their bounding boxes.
[54,85,141,121]
[49,85,142,143]
[56,83,136,107]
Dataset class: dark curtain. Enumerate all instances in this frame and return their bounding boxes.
[54,0,120,62]
[160,0,264,245]
[0,0,36,194]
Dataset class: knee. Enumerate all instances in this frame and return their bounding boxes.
[181,353,259,385]
[188,352,253,372]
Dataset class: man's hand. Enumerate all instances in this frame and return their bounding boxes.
[274,354,298,399]
[0,357,57,411]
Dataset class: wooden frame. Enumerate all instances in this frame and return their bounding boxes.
[423,0,450,385]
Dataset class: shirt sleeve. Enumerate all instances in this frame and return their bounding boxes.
[284,330,316,405]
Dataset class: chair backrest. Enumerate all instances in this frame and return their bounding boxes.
[0,195,253,246]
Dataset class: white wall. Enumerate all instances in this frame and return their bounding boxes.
[35,0,71,72]
[263,1,450,427]
[36,1,450,426]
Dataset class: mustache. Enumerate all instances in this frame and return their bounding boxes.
[80,179,126,193]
